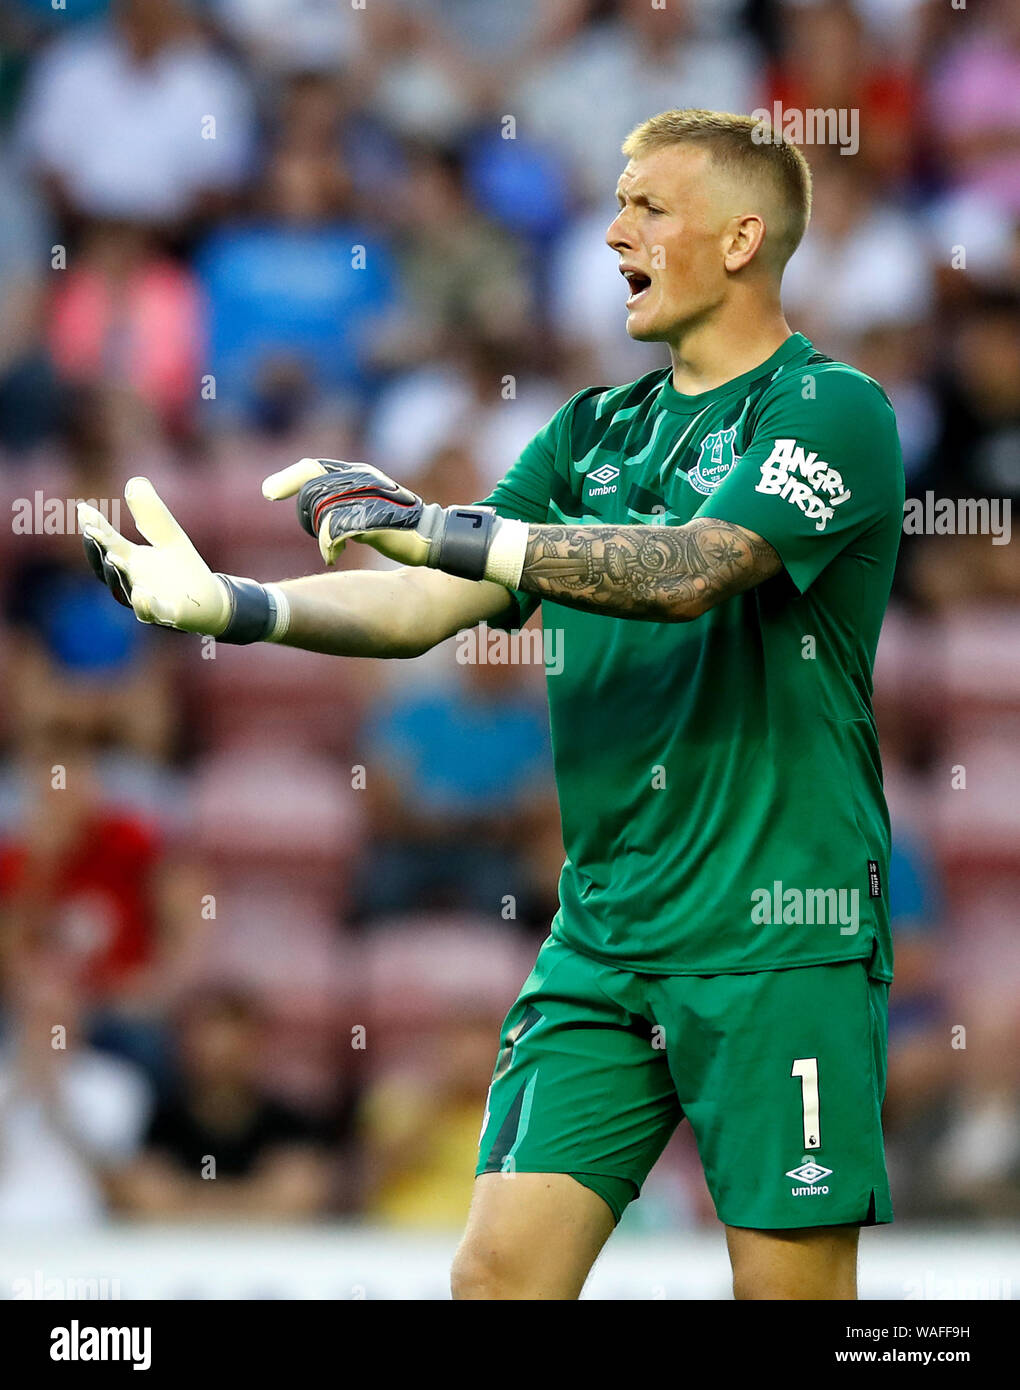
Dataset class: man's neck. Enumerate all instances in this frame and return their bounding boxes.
[667,304,794,396]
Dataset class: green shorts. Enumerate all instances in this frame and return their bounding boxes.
[476,936,892,1229]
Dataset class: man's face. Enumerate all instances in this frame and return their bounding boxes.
[184,1011,259,1087]
[606,146,731,344]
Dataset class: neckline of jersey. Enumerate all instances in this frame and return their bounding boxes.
[656,333,812,415]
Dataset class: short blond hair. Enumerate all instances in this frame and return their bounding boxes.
[622,109,813,267]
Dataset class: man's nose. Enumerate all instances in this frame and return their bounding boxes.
[606,212,634,251]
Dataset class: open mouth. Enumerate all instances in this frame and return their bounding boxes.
[622,268,652,306]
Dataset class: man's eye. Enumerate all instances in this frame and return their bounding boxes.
[647,206,664,216]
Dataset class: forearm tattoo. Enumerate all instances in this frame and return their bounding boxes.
[518,518,782,621]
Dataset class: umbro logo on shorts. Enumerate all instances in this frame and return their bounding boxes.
[786,1160,832,1183]
[786,1160,833,1194]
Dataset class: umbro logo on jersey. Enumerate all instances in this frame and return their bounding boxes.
[588,464,620,496]
[786,1160,833,1194]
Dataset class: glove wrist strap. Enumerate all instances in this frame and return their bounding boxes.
[433,508,530,588]
[482,518,530,589]
[215,576,291,644]
[435,507,498,581]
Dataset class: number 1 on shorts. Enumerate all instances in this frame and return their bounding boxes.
[791,1057,821,1150]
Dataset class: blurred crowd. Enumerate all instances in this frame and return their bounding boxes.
[0,0,1017,1233]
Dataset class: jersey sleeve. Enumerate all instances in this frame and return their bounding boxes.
[695,368,904,594]
[475,398,567,631]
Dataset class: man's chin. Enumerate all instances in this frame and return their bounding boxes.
[625,315,667,343]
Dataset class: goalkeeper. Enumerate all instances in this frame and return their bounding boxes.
[80,110,904,1301]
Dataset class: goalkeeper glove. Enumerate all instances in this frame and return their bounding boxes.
[79,477,290,644]
[261,457,530,587]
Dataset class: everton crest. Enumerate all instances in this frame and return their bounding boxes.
[689,426,740,495]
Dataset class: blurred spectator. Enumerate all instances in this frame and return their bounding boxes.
[0,727,205,1081]
[847,0,929,54]
[931,966,1020,1219]
[908,292,1020,607]
[882,833,954,1219]
[15,0,255,225]
[0,958,152,1226]
[923,185,1019,297]
[766,0,919,186]
[362,2,482,144]
[47,222,204,439]
[366,339,565,490]
[780,155,934,361]
[927,0,1020,214]
[514,0,763,202]
[371,144,533,367]
[353,649,556,926]
[196,132,397,430]
[929,292,1020,503]
[3,563,175,762]
[0,147,58,453]
[854,324,940,485]
[267,70,352,195]
[3,385,178,760]
[461,127,575,251]
[358,1005,501,1228]
[357,921,537,1228]
[213,0,367,77]
[398,0,587,69]
[114,988,339,1219]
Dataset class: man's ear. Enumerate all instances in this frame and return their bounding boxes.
[723,213,767,273]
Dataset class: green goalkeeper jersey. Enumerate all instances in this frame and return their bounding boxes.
[482,333,904,980]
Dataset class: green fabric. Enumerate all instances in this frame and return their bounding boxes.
[476,936,892,1229]
[567,1173,639,1226]
[481,335,904,980]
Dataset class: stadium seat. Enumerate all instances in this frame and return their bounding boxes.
[188,736,363,901]
[940,606,1020,713]
[933,716,1020,872]
[189,638,373,758]
[359,916,536,1068]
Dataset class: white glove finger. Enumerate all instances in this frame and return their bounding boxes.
[124,477,193,551]
[355,462,401,490]
[129,583,156,624]
[131,583,179,627]
[262,458,333,501]
[78,504,134,566]
[144,592,178,626]
[318,517,348,567]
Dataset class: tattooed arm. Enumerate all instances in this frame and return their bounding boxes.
[516,518,782,621]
